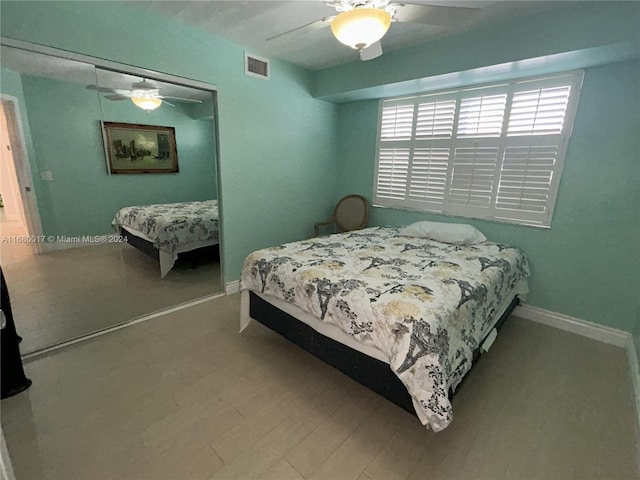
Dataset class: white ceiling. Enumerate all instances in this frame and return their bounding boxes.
[135,0,560,70]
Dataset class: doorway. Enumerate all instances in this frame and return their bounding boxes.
[0,98,40,265]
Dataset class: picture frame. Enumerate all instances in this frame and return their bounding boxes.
[103,122,179,174]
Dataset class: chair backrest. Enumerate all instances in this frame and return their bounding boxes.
[334,195,369,233]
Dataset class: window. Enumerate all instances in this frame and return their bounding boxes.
[373,71,583,227]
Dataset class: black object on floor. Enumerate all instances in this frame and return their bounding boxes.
[1,267,31,399]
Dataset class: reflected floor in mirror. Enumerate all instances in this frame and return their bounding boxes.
[2,240,222,354]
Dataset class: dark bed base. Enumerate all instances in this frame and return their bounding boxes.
[249,291,520,416]
[122,227,159,260]
[121,226,220,269]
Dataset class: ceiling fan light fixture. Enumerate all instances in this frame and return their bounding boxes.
[131,96,162,111]
[330,8,391,50]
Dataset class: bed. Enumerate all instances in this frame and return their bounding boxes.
[240,226,530,431]
[111,199,219,278]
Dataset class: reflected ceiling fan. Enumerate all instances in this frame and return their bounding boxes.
[87,79,202,111]
[269,0,481,61]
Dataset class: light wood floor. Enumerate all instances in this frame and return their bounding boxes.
[2,294,639,479]
[1,238,221,354]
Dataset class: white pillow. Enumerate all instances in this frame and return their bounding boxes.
[399,221,486,245]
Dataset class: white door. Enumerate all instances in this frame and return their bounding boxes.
[0,97,43,254]
[0,102,26,224]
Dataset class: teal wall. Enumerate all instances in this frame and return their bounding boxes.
[0,1,338,280]
[335,60,640,334]
[1,1,638,340]
[16,74,217,237]
[325,0,639,339]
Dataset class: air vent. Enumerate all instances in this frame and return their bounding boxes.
[245,53,270,79]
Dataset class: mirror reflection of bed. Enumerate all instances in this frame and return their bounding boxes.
[112,199,220,279]
[0,44,222,355]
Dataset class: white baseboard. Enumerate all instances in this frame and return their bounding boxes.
[515,303,639,433]
[225,280,240,295]
[514,304,629,348]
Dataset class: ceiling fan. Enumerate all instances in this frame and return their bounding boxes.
[87,79,202,111]
[268,0,481,61]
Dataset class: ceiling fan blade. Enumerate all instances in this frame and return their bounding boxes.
[87,84,117,94]
[360,41,383,61]
[267,15,335,42]
[159,96,203,104]
[103,94,129,101]
[391,3,480,28]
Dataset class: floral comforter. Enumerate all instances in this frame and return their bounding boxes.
[112,200,219,254]
[240,227,529,431]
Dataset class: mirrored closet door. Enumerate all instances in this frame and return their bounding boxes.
[0,42,222,354]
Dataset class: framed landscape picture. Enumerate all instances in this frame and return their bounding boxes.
[103,122,179,174]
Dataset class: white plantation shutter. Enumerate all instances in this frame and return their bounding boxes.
[373,71,583,227]
[448,146,499,213]
[508,85,571,136]
[380,103,414,140]
[408,147,449,208]
[415,100,456,138]
[495,145,559,222]
[375,148,410,201]
[458,94,507,137]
